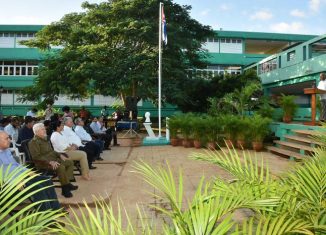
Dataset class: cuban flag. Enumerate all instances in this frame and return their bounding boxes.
[162,5,167,45]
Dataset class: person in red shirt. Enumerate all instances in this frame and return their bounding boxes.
[79,106,90,120]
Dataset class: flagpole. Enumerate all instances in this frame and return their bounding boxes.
[158,2,163,138]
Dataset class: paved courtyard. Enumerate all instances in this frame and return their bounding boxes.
[55,142,297,228]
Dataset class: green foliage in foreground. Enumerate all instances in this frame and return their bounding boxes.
[1,143,325,234]
[0,166,65,235]
[133,146,325,234]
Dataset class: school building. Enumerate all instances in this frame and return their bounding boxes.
[0,25,317,116]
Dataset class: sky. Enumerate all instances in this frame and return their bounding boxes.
[0,0,325,35]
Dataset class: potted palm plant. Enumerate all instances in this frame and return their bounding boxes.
[279,94,298,123]
[222,115,238,148]
[168,116,181,146]
[248,114,271,151]
[192,117,206,148]
[205,116,222,150]
[235,117,250,149]
[179,115,193,148]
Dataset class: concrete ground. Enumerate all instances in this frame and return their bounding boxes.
[55,140,298,230]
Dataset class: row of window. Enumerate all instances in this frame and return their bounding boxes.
[187,68,241,79]
[0,32,35,38]
[0,61,38,66]
[0,91,140,107]
[0,61,39,76]
[206,38,242,44]
[259,38,326,74]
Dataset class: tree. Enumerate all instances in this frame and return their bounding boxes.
[21,0,213,106]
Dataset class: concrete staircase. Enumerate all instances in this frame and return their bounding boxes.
[267,130,323,160]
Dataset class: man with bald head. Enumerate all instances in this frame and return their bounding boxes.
[0,131,62,211]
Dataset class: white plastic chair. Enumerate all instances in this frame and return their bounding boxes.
[10,139,25,164]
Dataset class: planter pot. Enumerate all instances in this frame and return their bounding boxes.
[283,115,292,123]
[236,139,246,149]
[206,142,216,150]
[252,141,263,151]
[193,140,202,149]
[182,139,192,148]
[170,138,179,146]
[224,139,234,149]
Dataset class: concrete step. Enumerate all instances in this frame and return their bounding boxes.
[274,140,314,152]
[292,130,324,136]
[267,146,307,160]
[284,135,323,146]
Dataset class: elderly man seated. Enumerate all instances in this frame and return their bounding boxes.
[28,123,77,198]
[0,131,62,211]
[61,117,99,169]
[74,117,104,161]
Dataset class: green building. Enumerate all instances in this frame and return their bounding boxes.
[0,25,317,116]
[251,33,326,122]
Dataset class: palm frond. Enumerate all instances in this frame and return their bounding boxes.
[236,214,314,235]
[0,166,64,235]
[57,197,146,235]
[190,147,272,185]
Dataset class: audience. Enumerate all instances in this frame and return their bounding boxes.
[90,117,113,150]
[61,117,99,169]
[74,117,104,161]
[49,121,92,179]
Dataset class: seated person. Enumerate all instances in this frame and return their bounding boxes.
[17,116,35,153]
[74,118,104,160]
[90,117,113,149]
[61,117,99,168]
[28,124,78,198]
[4,117,20,143]
[0,131,62,211]
[49,121,92,178]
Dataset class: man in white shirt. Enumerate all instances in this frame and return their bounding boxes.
[62,117,100,168]
[318,72,326,121]
[74,118,104,160]
[4,117,20,143]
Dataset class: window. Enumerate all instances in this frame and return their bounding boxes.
[309,38,326,59]
[226,39,230,43]
[220,38,225,43]
[0,60,39,76]
[208,38,214,42]
[287,50,296,61]
[259,58,277,74]
[278,56,281,68]
[303,46,306,61]
[237,39,242,43]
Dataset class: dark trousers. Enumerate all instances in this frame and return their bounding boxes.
[25,175,61,211]
[94,140,104,153]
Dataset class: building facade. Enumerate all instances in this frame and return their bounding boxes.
[252,34,326,121]
[0,25,317,116]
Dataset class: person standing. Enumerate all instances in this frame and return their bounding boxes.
[44,104,54,120]
[318,72,326,121]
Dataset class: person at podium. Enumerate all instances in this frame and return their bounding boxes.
[317,72,326,121]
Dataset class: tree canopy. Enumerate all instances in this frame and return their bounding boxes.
[21,0,213,106]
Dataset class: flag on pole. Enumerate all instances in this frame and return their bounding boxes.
[162,5,167,45]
